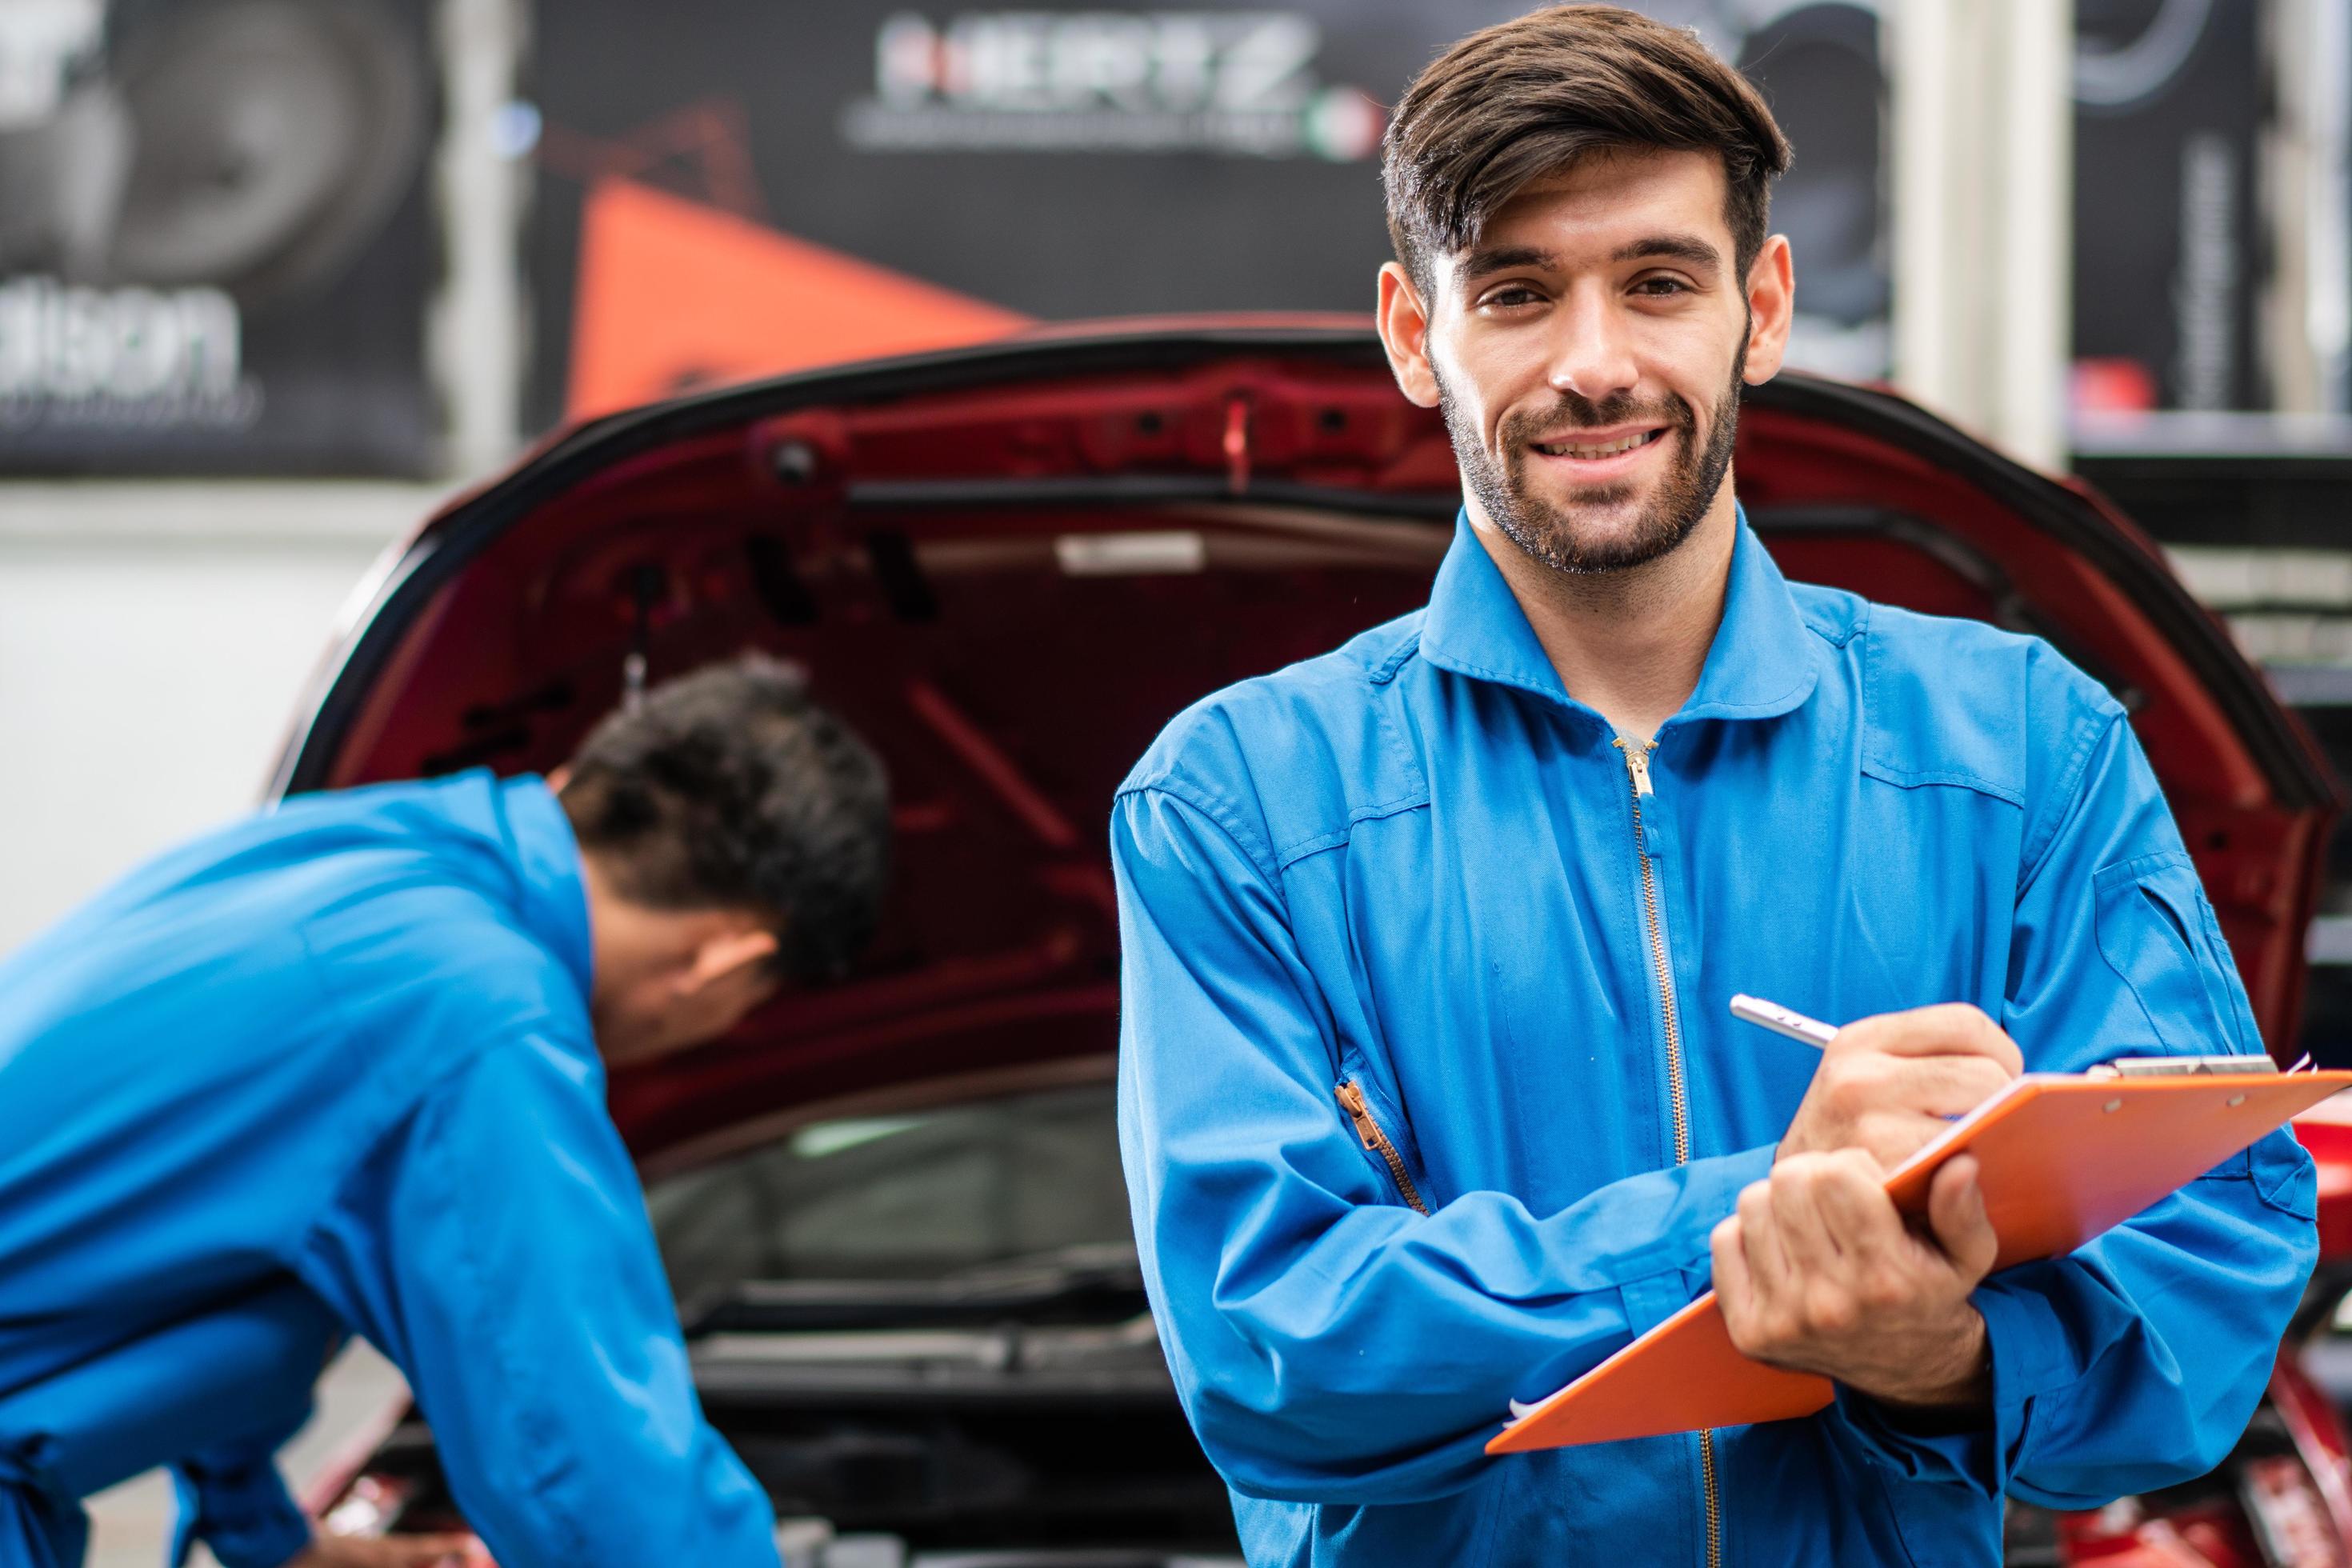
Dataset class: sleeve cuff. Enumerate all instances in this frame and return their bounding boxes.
[1826,1381,1999,1498]
[1823,1267,2077,1499]
[1686,1145,1778,1258]
[168,1459,314,1568]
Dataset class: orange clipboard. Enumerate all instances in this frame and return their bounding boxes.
[1488,1068,2352,1455]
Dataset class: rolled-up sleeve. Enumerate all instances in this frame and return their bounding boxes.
[169,1438,312,1568]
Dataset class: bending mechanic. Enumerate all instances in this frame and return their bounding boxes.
[0,657,888,1567]
[1111,8,2318,1564]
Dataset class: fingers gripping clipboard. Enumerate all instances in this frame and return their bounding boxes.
[1487,1066,2352,1455]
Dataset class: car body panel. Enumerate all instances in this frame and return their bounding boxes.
[263,319,2338,1165]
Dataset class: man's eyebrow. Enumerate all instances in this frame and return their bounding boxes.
[1458,244,1558,281]
[1456,234,1724,282]
[1611,233,1722,270]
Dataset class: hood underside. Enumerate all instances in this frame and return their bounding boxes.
[270,321,2339,1161]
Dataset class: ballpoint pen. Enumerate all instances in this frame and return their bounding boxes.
[1727,994,1838,1049]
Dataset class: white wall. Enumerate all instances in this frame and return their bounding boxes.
[0,484,442,955]
[0,482,440,1559]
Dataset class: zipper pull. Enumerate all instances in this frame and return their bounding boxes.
[1335,1080,1380,1148]
[1334,1079,1433,1215]
[1612,736,1657,796]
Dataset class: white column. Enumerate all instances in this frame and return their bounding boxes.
[2263,0,2351,414]
[1887,0,2076,470]
[430,0,530,480]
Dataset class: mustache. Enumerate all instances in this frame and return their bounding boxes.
[1502,390,1697,446]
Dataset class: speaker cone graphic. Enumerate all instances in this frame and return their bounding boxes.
[0,0,427,304]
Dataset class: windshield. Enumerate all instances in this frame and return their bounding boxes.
[646,1081,1133,1304]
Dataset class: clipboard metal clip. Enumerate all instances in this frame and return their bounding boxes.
[2086,1054,2285,1079]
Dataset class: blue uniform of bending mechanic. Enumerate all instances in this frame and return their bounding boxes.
[1114,512,2318,1566]
[0,773,776,1567]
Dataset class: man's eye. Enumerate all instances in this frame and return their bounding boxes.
[1483,287,1543,309]
[1634,277,1691,298]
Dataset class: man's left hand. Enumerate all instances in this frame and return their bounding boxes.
[1710,1151,1998,1413]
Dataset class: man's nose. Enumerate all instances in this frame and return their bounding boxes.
[1544,287,1640,406]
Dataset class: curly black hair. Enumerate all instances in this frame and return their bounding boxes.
[557,654,890,982]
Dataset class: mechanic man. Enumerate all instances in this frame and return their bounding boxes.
[1113,8,2318,1565]
[0,655,890,1568]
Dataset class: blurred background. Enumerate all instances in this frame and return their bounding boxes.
[21,0,2352,1015]
[14,2,2352,1054]
[5,0,2350,1558]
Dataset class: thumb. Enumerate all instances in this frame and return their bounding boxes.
[1926,1154,1998,1282]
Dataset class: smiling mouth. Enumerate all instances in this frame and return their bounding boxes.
[1531,429,1666,459]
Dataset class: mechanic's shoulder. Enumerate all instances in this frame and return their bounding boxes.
[1787,578,1870,650]
[1846,598,2122,806]
[346,960,606,1170]
[1860,599,2122,722]
[421,1018,605,1114]
[297,879,593,1078]
[1116,610,1429,870]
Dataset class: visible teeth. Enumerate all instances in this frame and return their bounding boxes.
[1536,430,1658,458]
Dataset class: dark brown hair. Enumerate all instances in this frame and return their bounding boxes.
[1382,5,1793,294]
[561,654,890,982]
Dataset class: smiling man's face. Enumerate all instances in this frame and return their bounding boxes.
[1380,146,1790,576]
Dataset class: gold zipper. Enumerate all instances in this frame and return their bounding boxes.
[1613,738,1690,1166]
[1335,1080,1430,1216]
[1698,1429,1720,1567]
[1613,735,1719,1568]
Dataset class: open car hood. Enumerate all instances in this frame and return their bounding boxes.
[267,319,2340,1165]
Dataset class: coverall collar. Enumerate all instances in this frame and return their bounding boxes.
[502,774,595,1002]
[1418,502,1822,732]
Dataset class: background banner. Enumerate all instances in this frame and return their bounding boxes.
[2073,0,2266,413]
[0,0,438,476]
[522,0,1893,430]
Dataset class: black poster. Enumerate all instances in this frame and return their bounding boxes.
[2073,0,2266,412]
[522,0,1890,431]
[0,0,438,476]
[1723,2,1887,383]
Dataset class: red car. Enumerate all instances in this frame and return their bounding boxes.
[278,320,2352,1567]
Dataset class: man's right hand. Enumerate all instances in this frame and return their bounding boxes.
[1777,1002,2023,1171]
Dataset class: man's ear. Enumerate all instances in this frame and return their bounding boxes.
[1740,234,1795,385]
[1377,262,1442,409]
[678,922,780,994]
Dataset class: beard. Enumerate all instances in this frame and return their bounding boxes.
[1438,342,1746,577]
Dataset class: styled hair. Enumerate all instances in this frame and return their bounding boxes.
[1382,4,1793,294]
[559,654,890,982]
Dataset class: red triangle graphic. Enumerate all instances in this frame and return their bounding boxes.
[567,178,1031,421]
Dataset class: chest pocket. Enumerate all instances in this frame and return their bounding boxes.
[2092,849,2252,1058]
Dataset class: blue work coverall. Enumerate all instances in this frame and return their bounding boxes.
[1113,512,2320,1566]
[0,774,777,1568]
